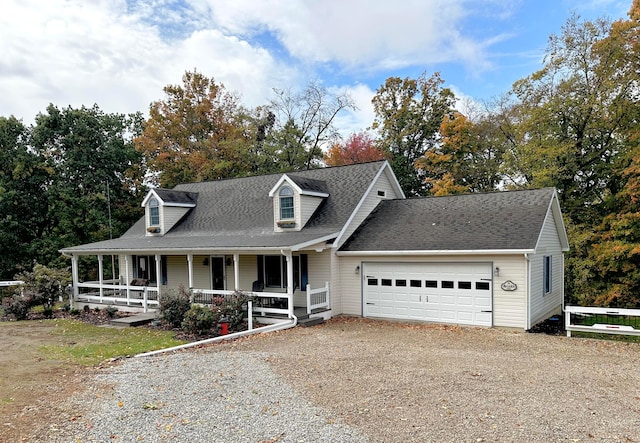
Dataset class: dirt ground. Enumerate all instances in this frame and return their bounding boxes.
[2,317,640,442]
[0,321,88,442]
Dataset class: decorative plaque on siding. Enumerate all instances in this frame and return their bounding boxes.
[500,280,517,291]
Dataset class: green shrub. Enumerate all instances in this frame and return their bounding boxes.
[182,305,218,335]
[216,291,250,331]
[160,286,192,328]
[43,307,54,319]
[69,308,80,316]
[1,296,31,320]
[105,305,118,318]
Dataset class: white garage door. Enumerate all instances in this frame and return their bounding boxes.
[363,262,493,326]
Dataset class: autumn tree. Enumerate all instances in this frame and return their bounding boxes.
[372,72,455,196]
[564,2,640,306]
[324,131,386,166]
[135,71,256,188]
[267,81,356,171]
[505,13,636,225]
[415,111,504,195]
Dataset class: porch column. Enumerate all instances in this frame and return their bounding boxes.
[97,254,104,302]
[124,255,130,301]
[155,254,162,300]
[70,255,79,309]
[233,254,239,290]
[187,254,194,289]
[283,250,294,317]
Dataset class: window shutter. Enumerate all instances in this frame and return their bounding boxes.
[161,255,168,285]
[301,254,308,290]
[257,255,264,283]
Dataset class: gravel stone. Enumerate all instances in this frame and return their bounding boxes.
[47,318,640,442]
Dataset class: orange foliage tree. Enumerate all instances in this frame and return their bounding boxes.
[324,131,387,166]
[134,70,253,188]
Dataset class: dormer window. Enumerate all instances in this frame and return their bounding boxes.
[149,198,160,226]
[279,187,294,219]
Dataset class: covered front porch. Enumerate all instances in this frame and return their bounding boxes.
[67,250,331,321]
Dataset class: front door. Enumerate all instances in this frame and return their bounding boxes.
[211,256,225,290]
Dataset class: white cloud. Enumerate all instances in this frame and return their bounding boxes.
[0,0,296,122]
[202,0,507,72]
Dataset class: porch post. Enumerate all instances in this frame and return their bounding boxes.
[155,254,162,300]
[70,255,79,309]
[125,255,130,302]
[284,250,294,317]
[187,254,193,289]
[233,254,239,290]
[97,255,104,302]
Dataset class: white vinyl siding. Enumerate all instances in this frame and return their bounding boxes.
[299,195,324,227]
[162,207,191,233]
[238,255,258,291]
[529,208,564,327]
[336,170,402,249]
[491,255,528,328]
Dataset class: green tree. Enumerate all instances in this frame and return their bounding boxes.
[0,116,50,278]
[372,72,455,196]
[29,104,144,270]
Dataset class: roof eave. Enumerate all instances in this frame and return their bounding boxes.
[336,249,536,256]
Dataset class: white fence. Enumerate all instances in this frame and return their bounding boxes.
[565,305,640,337]
[306,281,330,314]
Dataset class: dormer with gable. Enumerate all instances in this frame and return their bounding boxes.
[268,174,329,232]
[141,189,198,236]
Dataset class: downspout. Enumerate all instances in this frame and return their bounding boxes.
[136,319,298,357]
[525,252,531,330]
[561,252,566,313]
[281,249,298,327]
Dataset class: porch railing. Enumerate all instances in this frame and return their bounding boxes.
[75,281,159,313]
[306,281,330,314]
[74,281,330,318]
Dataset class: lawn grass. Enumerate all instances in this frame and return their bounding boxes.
[40,318,186,366]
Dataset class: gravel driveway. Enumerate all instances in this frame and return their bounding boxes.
[48,318,639,442]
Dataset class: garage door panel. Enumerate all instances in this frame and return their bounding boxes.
[363,262,493,327]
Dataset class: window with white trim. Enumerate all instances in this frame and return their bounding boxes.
[279,186,294,219]
[149,197,160,226]
[543,255,552,294]
[257,255,307,290]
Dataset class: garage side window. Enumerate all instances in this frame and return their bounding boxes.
[543,255,552,294]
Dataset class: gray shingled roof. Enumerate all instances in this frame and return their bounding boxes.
[153,189,198,205]
[287,175,329,195]
[339,188,556,252]
[63,161,387,253]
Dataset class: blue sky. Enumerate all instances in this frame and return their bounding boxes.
[0,0,631,134]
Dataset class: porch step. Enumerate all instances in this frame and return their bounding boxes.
[298,316,325,328]
[110,312,158,327]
